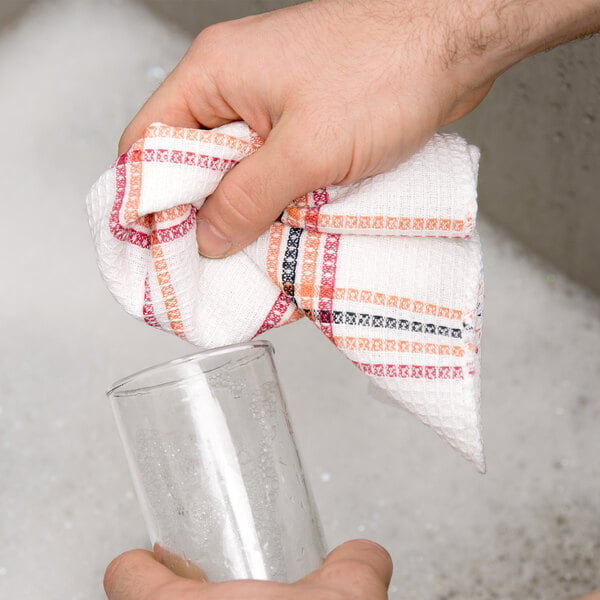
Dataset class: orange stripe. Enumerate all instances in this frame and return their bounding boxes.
[145,123,257,156]
[318,213,465,233]
[298,230,321,314]
[264,223,304,323]
[249,129,264,151]
[153,204,190,223]
[265,223,304,322]
[295,283,463,320]
[123,137,146,223]
[333,336,464,357]
[150,243,185,338]
[284,205,304,227]
[265,223,285,287]
[285,207,467,234]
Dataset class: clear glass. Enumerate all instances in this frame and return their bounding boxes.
[107,341,325,583]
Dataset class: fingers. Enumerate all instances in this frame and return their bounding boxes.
[117,71,200,156]
[104,549,186,600]
[117,50,238,156]
[195,122,330,257]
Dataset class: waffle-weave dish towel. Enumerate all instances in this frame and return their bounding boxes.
[86,121,484,470]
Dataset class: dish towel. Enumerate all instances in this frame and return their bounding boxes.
[86,121,484,471]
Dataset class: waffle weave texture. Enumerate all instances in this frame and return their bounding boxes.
[86,121,485,470]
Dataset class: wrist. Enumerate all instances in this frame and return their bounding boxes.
[468,0,600,70]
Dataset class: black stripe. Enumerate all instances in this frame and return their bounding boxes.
[306,309,462,338]
[281,227,303,299]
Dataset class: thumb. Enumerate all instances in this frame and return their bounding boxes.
[104,550,182,600]
[195,122,329,258]
[307,539,393,592]
[104,546,207,600]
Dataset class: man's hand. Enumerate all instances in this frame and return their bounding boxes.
[104,539,393,600]
[118,0,600,258]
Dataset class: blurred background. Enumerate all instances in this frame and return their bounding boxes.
[0,1,599,599]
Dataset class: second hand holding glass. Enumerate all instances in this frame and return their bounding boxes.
[108,341,325,583]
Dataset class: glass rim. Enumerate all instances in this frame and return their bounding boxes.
[107,340,273,399]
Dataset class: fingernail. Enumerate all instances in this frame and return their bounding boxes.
[196,218,232,258]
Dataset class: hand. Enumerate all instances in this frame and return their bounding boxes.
[118,0,600,258]
[104,539,393,599]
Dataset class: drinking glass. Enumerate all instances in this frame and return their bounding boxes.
[107,340,325,583]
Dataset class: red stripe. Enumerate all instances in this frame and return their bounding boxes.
[143,277,161,328]
[317,233,341,341]
[131,148,238,171]
[110,152,197,248]
[304,188,329,231]
[353,362,464,380]
[254,292,293,336]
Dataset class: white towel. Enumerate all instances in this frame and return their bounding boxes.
[86,121,484,470]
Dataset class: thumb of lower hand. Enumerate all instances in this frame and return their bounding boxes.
[317,539,393,589]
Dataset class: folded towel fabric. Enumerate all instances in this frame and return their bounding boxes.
[86,121,484,470]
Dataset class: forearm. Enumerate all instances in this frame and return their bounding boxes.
[520,0,600,52]
[412,0,600,125]
[462,0,600,71]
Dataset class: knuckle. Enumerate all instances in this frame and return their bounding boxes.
[192,22,235,57]
[278,132,325,172]
[275,124,343,185]
[319,558,366,582]
[213,176,267,236]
